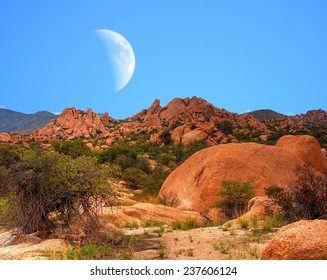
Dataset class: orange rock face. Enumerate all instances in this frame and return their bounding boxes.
[0,133,11,142]
[276,135,327,173]
[261,220,327,260]
[159,142,306,213]
[36,107,112,139]
[101,203,207,228]
[234,196,281,222]
[30,97,326,146]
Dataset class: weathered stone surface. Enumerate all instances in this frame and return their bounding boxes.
[276,135,327,173]
[181,128,208,147]
[261,220,327,260]
[101,203,207,228]
[0,132,11,142]
[36,107,112,139]
[159,142,306,213]
[236,196,280,221]
[0,232,67,260]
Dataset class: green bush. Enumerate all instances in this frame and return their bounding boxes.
[216,120,234,135]
[0,150,116,234]
[238,219,249,229]
[122,167,146,189]
[160,129,171,145]
[263,212,286,231]
[59,140,92,158]
[97,146,137,164]
[213,180,256,219]
[139,167,170,195]
[172,218,198,230]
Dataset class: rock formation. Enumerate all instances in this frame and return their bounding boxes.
[36,107,113,139]
[159,142,307,213]
[264,109,327,133]
[0,133,11,142]
[1,96,315,148]
[31,97,270,145]
[159,135,326,214]
[276,135,327,173]
[101,203,207,228]
[235,196,281,222]
[261,220,327,260]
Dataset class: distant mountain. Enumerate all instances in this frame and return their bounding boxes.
[242,109,287,121]
[0,109,57,134]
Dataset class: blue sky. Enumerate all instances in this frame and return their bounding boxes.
[1,0,326,119]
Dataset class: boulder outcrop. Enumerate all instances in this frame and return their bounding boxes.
[261,220,327,260]
[276,135,327,173]
[236,196,281,221]
[0,132,11,142]
[36,107,112,139]
[159,142,306,213]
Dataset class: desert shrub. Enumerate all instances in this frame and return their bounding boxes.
[158,153,173,165]
[113,154,138,171]
[160,129,171,145]
[216,120,234,135]
[0,150,116,234]
[264,185,295,220]
[121,167,146,189]
[238,219,249,229]
[160,192,181,207]
[172,141,207,164]
[65,243,109,260]
[139,167,170,195]
[265,165,327,220]
[172,217,198,230]
[97,146,137,164]
[263,212,286,231]
[213,180,256,219]
[126,167,169,196]
[59,140,92,158]
[0,147,19,167]
[292,165,327,219]
[172,220,182,230]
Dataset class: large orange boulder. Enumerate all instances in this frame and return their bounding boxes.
[261,220,327,260]
[0,133,11,142]
[276,135,327,173]
[159,142,306,213]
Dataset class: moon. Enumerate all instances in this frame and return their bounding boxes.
[96,29,135,92]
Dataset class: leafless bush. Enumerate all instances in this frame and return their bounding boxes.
[0,150,116,234]
[265,164,327,221]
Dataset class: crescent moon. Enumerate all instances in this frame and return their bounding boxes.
[96,29,135,92]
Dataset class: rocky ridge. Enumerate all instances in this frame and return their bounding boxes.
[1,97,326,148]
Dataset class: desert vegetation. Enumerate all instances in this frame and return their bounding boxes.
[265,165,327,221]
[0,148,119,234]
[213,180,257,219]
[1,118,326,260]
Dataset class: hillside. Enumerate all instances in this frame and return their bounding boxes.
[242,109,286,121]
[0,109,57,134]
